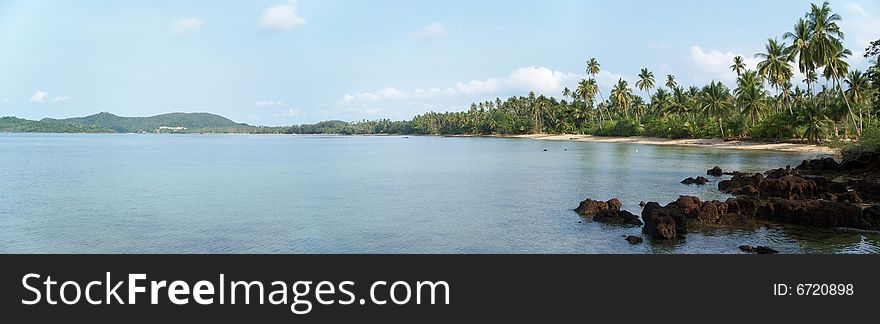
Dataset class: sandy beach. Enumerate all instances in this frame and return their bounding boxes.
[494,134,838,155]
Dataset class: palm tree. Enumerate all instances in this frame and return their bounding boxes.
[731,55,747,76]
[800,101,828,143]
[803,71,818,97]
[808,1,859,134]
[701,81,733,139]
[735,70,766,126]
[586,58,611,121]
[665,74,677,90]
[611,78,633,118]
[636,68,655,119]
[651,88,671,116]
[823,44,858,134]
[755,38,794,113]
[784,18,815,94]
[845,70,870,130]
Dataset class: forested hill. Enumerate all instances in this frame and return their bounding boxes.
[39,112,248,133]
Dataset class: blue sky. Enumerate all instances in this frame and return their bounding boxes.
[1,0,878,125]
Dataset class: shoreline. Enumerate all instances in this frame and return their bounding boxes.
[489,134,838,155]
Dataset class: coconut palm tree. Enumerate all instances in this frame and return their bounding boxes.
[700,81,733,139]
[845,70,870,130]
[666,75,677,90]
[611,78,633,118]
[636,68,655,119]
[808,1,858,134]
[755,38,794,113]
[784,18,815,94]
[800,101,828,143]
[731,55,747,77]
[735,70,766,126]
[803,71,818,97]
[823,44,859,134]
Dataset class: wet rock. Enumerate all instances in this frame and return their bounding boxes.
[625,235,644,244]
[764,166,798,179]
[757,175,818,200]
[641,202,687,239]
[796,157,839,173]
[837,191,863,204]
[575,198,621,215]
[756,199,875,230]
[593,209,643,226]
[639,201,646,208]
[719,173,764,192]
[681,176,710,185]
[755,246,779,254]
[739,245,779,254]
[707,166,724,177]
[729,185,759,196]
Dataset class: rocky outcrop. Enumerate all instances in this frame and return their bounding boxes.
[796,157,839,173]
[593,209,643,225]
[707,166,724,177]
[575,198,622,215]
[756,199,877,230]
[681,176,710,185]
[625,235,644,244]
[739,245,779,254]
[641,202,687,239]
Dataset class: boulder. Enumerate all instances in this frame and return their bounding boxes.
[680,177,709,185]
[707,166,724,177]
[837,191,863,203]
[625,235,644,244]
[757,175,818,200]
[641,202,687,239]
[575,198,621,215]
[739,245,779,254]
[593,209,643,226]
[719,173,764,192]
[756,199,875,230]
[796,157,839,173]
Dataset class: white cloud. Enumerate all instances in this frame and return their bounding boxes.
[410,22,448,39]
[688,46,760,82]
[29,90,70,104]
[279,109,303,118]
[255,100,285,106]
[332,66,631,121]
[29,90,49,103]
[845,3,870,17]
[260,1,307,32]
[173,18,203,34]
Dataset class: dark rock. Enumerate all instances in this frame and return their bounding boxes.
[683,176,710,185]
[593,209,643,226]
[707,166,724,177]
[729,185,759,196]
[796,157,839,173]
[756,199,876,230]
[837,191,863,203]
[719,173,764,192]
[639,201,646,208]
[625,235,644,244]
[575,198,621,215]
[641,202,687,239]
[765,166,798,179]
[755,246,779,254]
[757,175,818,200]
[739,245,779,254]
[543,149,548,152]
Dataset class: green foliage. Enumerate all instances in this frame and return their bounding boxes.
[0,117,111,133]
[748,112,798,141]
[842,125,880,160]
[41,112,247,133]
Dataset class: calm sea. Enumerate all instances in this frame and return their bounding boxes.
[1,133,877,253]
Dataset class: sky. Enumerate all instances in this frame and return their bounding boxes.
[0,0,878,125]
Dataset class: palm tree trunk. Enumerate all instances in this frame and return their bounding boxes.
[835,76,860,135]
[718,118,725,140]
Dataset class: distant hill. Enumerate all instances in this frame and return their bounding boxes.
[41,112,249,133]
[0,116,111,133]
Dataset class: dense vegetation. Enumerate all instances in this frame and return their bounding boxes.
[0,116,110,133]
[3,2,877,144]
[407,2,878,144]
[39,112,249,133]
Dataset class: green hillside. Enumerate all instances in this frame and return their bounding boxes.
[0,116,111,133]
[41,112,249,133]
